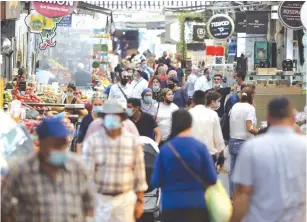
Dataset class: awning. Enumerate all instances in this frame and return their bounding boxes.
[78,1,112,15]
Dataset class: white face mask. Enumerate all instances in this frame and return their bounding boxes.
[214,101,221,110]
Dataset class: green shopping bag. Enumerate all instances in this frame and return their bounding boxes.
[168,142,232,222]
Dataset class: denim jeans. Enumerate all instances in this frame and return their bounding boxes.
[228,138,245,197]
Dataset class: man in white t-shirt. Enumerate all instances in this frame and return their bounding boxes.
[108,71,132,108]
[194,68,212,92]
[131,70,148,99]
[36,64,55,85]
[186,66,199,97]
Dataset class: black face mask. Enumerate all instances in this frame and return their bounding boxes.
[120,78,128,86]
[167,84,175,89]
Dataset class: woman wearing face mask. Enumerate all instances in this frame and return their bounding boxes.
[205,90,222,111]
[167,76,188,108]
[155,88,179,146]
[140,88,157,115]
[76,94,104,154]
[150,76,163,102]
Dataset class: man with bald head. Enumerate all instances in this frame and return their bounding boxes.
[230,97,306,222]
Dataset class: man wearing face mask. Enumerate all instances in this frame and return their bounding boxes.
[131,69,148,99]
[140,59,153,80]
[82,100,148,222]
[127,98,161,144]
[212,74,232,118]
[76,94,104,154]
[194,68,212,92]
[167,76,188,108]
[108,70,132,108]
[2,118,95,222]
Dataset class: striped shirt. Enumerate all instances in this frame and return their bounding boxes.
[82,128,148,194]
[85,118,139,139]
[1,153,95,222]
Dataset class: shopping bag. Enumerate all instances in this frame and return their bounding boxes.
[205,179,232,222]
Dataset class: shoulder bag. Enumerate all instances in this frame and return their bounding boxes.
[167,142,232,222]
[117,84,128,101]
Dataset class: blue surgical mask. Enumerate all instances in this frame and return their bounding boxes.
[66,92,73,97]
[141,64,146,69]
[143,96,152,104]
[232,79,237,85]
[92,106,103,113]
[126,108,135,117]
[133,76,138,81]
[48,150,68,167]
[104,114,121,130]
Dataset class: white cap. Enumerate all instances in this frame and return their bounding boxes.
[77,63,85,70]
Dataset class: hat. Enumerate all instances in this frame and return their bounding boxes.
[102,100,125,114]
[141,88,152,98]
[36,118,69,139]
[168,76,179,83]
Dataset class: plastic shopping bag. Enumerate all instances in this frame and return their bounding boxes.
[205,180,232,222]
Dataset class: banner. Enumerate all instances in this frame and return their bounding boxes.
[279,1,304,30]
[246,12,268,34]
[193,25,206,42]
[235,12,246,33]
[33,1,78,18]
[207,14,234,40]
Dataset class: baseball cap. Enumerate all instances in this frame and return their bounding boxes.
[36,118,69,139]
[168,76,179,83]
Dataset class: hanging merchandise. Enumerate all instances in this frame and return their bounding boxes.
[207,14,234,40]
[246,12,268,35]
[235,12,246,33]
[278,1,304,30]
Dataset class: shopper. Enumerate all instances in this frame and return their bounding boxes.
[82,100,148,222]
[72,62,92,87]
[194,68,212,92]
[140,59,154,80]
[149,66,167,88]
[233,70,246,93]
[186,66,199,97]
[140,88,157,115]
[230,97,306,222]
[190,90,225,165]
[131,69,149,99]
[104,76,120,99]
[155,88,179,146]
[2,118,95,221]
[152,109,217,222]
[167,76,188,108]
[228,86,258,197]
[212,74,232,118]
[62,83,88,116]
[76,94,104,154]
[108,70,132,108]
[127,98,161,144]
[150,76,163,102]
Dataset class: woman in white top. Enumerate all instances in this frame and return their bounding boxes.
[155,88,179,146]
[140,88,157,115]
[229,86,259,197]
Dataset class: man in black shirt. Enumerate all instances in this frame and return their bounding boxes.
[126,98,161,144]
[212,74,231,118]
[72,63,92,87]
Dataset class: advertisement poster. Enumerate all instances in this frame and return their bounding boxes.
[207,14,234,40]
[33,1,78,18]
[192,25,207,42]
[246,12,268,34]
[278,1,304,29]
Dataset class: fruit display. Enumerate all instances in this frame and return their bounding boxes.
[22,119,40,134]
[3,90,13,104]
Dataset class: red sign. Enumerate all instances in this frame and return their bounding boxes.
[33,1,78,18]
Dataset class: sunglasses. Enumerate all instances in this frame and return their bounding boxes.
[122,75,130,78]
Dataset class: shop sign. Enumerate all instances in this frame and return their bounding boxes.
[57,15,72,27]
[301,2,307,29]
[235,12,246,33]
[278,1,304,30]
[25,10,63,50]
[207,14,234,40]
[246,12,268,34]
[33,1,78,18]
[193,25,206,42]
[5,1,20,19]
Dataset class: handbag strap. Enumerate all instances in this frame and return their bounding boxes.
[117,84,128,101]
[167,142,209,189]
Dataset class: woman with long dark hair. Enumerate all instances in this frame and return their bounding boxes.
[152,110,217,222]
